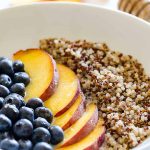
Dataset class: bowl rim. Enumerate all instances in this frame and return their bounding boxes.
[0,1,150,28]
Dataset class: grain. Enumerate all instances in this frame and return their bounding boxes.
[40,38,150,150]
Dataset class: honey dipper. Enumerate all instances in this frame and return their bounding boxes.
[118,0,150,21]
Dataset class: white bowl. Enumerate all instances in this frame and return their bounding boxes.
[0,2,149,150]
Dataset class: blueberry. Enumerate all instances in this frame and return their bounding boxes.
[0,57,6,62]
[19,107,34,123]
[33,117,50,129]
[0,132,13,141]
[18,139,32,150]
[35,107,53,123]
[0,74,12,88]
[4,93,24,109]
[49,126,64,145]
[0,97,4,109]
[26,98,43,110]
[13,61,24,73]
[0,138,19,150]
[1,104,19,122]
[0,85,10,98]
[13,119,33,139]
[0,59,14,76]
[33,142,53,150]
[0,114,12,132]
[10,83,25,97]
[13,72,30,87]
[32,127,51,144]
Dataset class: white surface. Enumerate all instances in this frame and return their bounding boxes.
[0,0,10,9]
[0,3,149,149]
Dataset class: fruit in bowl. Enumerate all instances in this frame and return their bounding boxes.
[53,93,85,130]
[13,49,59,101]
[0,55,65,150]
[56,119,105,150]
[0,48,106,149]
[56,103,99,148]
[44,64,80,117]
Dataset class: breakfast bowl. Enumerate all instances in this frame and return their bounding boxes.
[0,2,149,150]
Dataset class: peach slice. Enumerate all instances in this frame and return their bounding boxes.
[56,103,98,148]
[13,49,58,101]
[44,64,80,117]
[53,93,85,130]
[56,119,105,150]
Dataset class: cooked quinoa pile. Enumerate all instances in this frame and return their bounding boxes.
[40,38,150,150]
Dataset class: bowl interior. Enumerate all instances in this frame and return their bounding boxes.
[0,2,150,150]
[0,3,150,74]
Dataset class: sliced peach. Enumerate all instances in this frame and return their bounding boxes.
[56,119,105,150]
[53,93,85,130]
[56,103,98,148]
[44,64,80,117]
[13,49,58,101]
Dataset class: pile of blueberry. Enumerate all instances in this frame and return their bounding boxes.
[0,57,64,150]
[0,57,30,98]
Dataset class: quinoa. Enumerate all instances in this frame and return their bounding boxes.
[40,38,150,150]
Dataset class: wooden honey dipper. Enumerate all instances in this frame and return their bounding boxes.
[118,0,150,21]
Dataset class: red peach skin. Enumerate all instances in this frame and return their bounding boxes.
[44,64,80,117]
[56,119,105,150]
[54,93,85,130]
[56,103,99,148]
